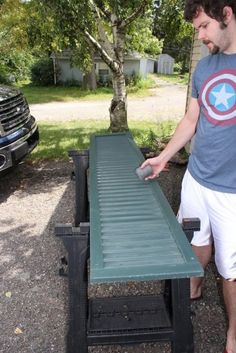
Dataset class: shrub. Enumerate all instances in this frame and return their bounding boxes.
[173,62,182,74]
[0,51,34,84]
[0,64,11,84]
[57,79,82,87]
[97,74,112,88]
[125,72,142,87]
[31,57,55,86]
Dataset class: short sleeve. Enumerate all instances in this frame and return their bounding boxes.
[191,69,198,99]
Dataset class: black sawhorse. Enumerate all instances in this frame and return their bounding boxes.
[55,149,201,353]
[55,220,199,353]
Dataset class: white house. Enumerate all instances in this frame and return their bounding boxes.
[51,50,156,85]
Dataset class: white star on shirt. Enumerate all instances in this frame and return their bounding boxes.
[211,84,235,109]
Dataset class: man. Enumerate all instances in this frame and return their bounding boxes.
[141,1,236,352]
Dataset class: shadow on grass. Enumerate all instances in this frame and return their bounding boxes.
[31,123,109,160]
[30,120,177,161]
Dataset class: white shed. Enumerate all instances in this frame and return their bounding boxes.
[157,54,175,75]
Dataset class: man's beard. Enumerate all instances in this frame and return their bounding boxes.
[203,40,220,54]
[203,22,226,55]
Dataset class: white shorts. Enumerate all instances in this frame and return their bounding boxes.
[178,170,236,280]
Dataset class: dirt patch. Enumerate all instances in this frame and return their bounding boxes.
[0,160,227,353]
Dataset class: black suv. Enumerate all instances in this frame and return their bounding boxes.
[0,85,39,173]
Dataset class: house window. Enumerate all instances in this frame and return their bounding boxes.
[98,69,110,82]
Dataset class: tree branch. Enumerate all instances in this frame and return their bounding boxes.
[84,30,119,73]
[93,0,111,21]
[122,0,150,28]
[88,0,114,57]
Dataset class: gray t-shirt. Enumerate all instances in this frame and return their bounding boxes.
[188,52,236,193]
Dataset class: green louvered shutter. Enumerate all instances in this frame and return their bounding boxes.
[89,133,203,283]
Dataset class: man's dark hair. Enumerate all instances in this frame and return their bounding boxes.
[184,0,236,22]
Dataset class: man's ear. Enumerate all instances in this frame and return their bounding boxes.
[223,6,233,24]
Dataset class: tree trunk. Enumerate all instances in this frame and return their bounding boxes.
[83,51,97,90]
[83,69,97,90]
[109,71,128,132]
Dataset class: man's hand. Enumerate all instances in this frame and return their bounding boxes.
[140,156,169,180]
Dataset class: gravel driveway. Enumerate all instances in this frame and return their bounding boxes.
[0,160,227,353]
[0,81,228,353]
[30,80,187,122]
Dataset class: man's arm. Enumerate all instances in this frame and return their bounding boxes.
[141,97,200,179]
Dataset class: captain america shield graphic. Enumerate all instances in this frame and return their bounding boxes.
[199,69,236,125]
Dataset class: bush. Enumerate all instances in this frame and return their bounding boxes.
[125,72,142,87]
[97,74,112,88]
[0,64,11,84]
[173,62,182,74]
[31,57,55,86]
[0,51,34,84]
[96,72,144,88]
[58,79,82,87]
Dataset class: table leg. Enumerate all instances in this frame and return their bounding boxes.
[56,224,89,353]
[171,278,193,353]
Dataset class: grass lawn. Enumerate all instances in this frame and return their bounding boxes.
[18,76,156,104]
[20,86,113,104]
[29,119,177,161]
[17,73,184,104]
[157,73,189,85]
[21,84,158,105]
[21,73,183,161]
